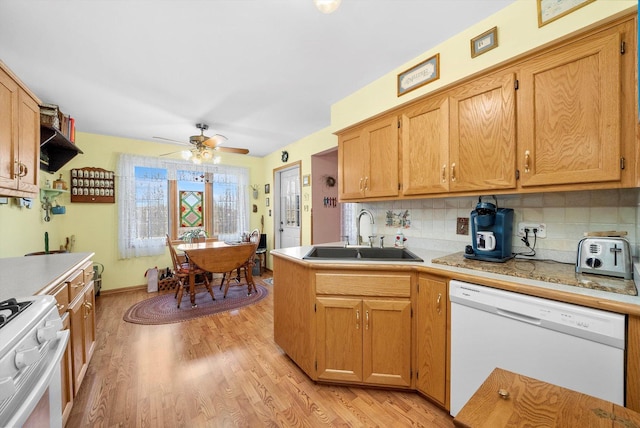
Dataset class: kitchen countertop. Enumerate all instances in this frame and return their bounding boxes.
[271,244,640,314]
[0,252,95,300]
[432,252,637,296]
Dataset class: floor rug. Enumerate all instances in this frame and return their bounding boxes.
[123,284,269,325]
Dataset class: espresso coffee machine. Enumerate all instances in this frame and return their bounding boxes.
[464,196,514,262]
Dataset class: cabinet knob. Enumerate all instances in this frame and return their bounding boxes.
[441,165,447,183]
[356,309,360,330]
[451,163,456,182]
[524,150,531,173]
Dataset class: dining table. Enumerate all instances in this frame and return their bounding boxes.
[176,240,257,307]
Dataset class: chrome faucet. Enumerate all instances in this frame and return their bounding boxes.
[356,209,374,246]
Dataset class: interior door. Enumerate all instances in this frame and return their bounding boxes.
[276,165,300,249]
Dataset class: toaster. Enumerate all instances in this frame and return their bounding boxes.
[576,237,633,279]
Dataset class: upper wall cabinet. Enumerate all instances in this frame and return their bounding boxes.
[401,95,450,196]
[339,114,399,200]
[337,13,636,202]
[0,62,40,197]
[517,23,625,188]
[448,71,517,192]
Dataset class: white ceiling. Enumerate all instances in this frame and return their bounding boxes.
[0,0,515,158]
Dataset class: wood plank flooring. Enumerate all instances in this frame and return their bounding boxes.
[67,276,455,427]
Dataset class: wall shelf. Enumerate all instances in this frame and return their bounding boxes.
[40,188,68,204]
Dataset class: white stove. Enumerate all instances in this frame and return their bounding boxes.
[0,295,68,427]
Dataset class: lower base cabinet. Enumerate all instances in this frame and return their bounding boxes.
[315,272,413,388]
[69,280,96,395]
[60,313,73,426]
[316,297,412,387]
[416,275,448,408]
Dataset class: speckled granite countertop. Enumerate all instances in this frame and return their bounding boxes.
[432,252,637,296]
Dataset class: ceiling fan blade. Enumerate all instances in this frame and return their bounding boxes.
[153,136,190,146]
[202,134,229,148]
[159,149,188,157]
[215,146,249,155]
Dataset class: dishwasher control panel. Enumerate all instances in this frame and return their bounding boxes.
[449,281,625,349]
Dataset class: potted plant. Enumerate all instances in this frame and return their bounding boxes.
[180,228,207,243]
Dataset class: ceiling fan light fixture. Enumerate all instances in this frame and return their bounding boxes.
[181,150,193,160]
[313,0,341,14]
[201,150,213,160]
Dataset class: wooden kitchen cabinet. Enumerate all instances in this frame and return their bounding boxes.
[60,312,73,427]
[401,96,450,196]
[338,114,399,200]
[316,296,412,387]
[517,22,627,188]
[68,262,96,395]
[0,62,40,197]
[415,275,448,408]
[448,71,516,193]
[315,272,412,387]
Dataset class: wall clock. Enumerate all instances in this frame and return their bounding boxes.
[281,151,289,163]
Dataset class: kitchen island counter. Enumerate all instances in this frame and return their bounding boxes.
[0,252,95,300]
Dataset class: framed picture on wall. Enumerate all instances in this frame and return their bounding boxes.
[471,27,498,58]
[537,0,595,27]
[264,184,270,194]
[266,197,270,207]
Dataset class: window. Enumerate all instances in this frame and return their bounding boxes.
[117,154,249,259]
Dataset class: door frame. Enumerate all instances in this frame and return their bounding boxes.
[273,161,302,249]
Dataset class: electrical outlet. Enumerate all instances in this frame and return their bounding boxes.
[457,217,469,235]
[517,222,546,238]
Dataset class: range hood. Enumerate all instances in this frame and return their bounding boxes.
[40,125,83,173]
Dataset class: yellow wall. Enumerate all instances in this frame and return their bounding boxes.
[0,0,635,291]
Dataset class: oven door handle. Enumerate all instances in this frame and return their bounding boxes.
[3,329,69,428]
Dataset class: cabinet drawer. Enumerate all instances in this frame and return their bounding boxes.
[316,273,411,297]
[66,269,85,302]
[83,262,94,285]
[50,281,69,315]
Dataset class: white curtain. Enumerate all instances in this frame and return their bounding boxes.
[117,153,250,259]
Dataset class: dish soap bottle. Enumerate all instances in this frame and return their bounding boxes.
[394,229,406,248]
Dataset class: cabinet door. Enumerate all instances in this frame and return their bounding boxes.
[517,28,621,187]
[316,297,363,382]
[364,115,399,198]
[0,68,18,191]
[401,96,449,195]
[362,299,412,387]
[338,129,367,199]
[68,295,86,395]
[60,313,73,426]
[416,276,448,407]
[83,284,96,364]
[449,72,516,192]
[16,89,39,193]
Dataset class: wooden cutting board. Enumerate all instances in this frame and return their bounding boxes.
[454,368,640,428]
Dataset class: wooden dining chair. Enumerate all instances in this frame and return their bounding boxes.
[166,235,214,308]
[220,229,260,298]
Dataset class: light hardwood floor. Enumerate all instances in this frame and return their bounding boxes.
[67,276,455,427]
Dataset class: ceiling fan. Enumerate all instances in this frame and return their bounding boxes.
[154,123,249,163]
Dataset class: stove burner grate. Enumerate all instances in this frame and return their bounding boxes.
[0,298,33,329]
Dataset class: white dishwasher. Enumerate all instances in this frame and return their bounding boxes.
[449,280,626,417]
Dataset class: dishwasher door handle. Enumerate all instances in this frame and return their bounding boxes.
[496,308,542,326]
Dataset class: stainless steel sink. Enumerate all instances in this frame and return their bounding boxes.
[303,246,423,262]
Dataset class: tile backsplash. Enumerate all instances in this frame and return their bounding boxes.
[354,189,640,263]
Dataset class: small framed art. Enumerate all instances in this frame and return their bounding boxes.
[264,184,270,194]
[397,54,440,97]
[302,174,310,187]
[537,0,595,27]
[471,27,498,58]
